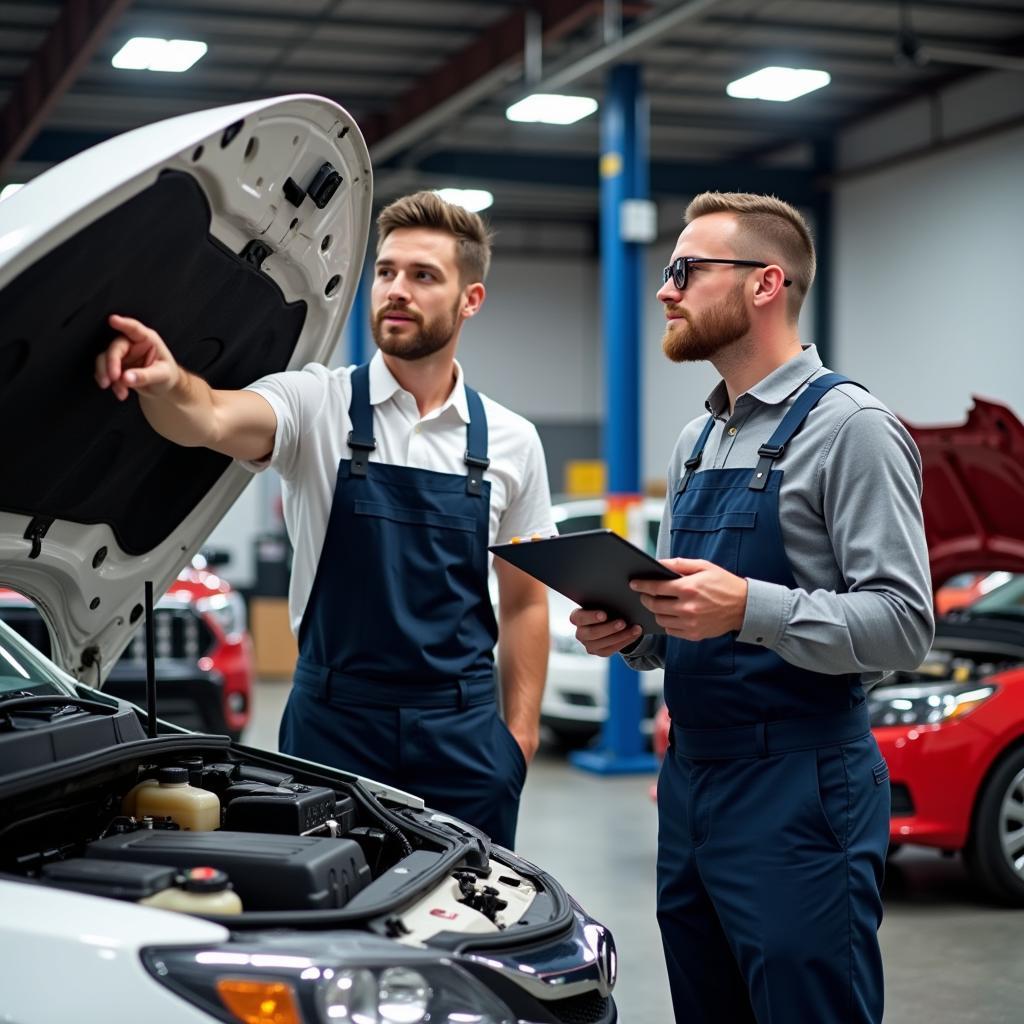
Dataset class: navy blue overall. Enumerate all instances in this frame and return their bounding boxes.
[279,364,526,848]
[657,374,890,1024]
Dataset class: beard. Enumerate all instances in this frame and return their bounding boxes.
[371,300,461,361]
[662,283,750,363]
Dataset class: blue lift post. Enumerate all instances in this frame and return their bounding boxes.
[348,260,369,365]
[571,64,658,776]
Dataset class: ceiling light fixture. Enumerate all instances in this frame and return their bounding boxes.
[112,37,208,73]
[505,94,598,125]
[434,188,494,213]
[726,66,831,102]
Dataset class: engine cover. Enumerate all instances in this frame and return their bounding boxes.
[85,829,370,911]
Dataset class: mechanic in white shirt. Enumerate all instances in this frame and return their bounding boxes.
[95,192,555,848]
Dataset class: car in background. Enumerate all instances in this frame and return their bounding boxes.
[0,553,252,739]
[934,570,1013,615]
[872,398,1024,904]
[652,398,1024,906]
[542,496,665,747]
[0,94,618,1024]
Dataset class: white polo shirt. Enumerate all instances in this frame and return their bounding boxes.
[243,351,556,635]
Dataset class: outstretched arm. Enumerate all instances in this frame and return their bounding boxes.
[96,314,277,462]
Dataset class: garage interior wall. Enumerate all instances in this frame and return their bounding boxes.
[833,71,1024,424]
[204,67,1022,589]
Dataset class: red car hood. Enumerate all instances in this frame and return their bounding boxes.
[903,398,1024,586]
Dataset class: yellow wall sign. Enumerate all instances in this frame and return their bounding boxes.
[565,459,606,496]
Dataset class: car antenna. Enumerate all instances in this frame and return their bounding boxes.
[145,580,158,738]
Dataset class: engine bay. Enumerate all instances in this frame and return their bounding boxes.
[0,734,547,944]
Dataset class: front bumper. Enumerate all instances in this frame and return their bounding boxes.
[457,905,617,1024]
[542,655,661,734]
[874,717,994,849]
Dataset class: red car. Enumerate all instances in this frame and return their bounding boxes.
[0,553,252,738]
[654,398,1024,905]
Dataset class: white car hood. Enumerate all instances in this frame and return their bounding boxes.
[0,95,371,681]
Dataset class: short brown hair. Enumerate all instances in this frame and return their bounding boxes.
[376,191,493,284]
[685,192,815,319]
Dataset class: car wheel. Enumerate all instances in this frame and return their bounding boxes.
[965,744,1024,905]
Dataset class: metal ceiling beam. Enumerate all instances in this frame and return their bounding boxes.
[412,149,819,206]
[361,0,595,163]
[827,0,1024,19]
[647,41,934,75]
[0,0,134,177]
[520,0,727,95]
[697,15,1017,52]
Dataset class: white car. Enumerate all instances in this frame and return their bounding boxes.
[0,95,617,1024]
[542,498,666,746]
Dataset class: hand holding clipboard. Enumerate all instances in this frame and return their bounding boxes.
[489,529,680,635]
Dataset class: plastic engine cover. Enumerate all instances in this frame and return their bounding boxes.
[85,829,370,911]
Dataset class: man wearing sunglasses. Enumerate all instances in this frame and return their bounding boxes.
[571,192,934,1023]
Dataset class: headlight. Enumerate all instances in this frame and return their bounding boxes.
[144,946,516,1024]
[868,681,997,727]
[196,590,248,640]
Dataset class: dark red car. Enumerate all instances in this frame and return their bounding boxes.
[0,554,252,738]
[654,399,1024,904]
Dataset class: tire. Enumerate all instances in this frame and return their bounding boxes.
[965,744,1024,905]
[885,842,903,860]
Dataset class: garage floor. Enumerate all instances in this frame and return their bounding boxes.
[245,679,1023,1023]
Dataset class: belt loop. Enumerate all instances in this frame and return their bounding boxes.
[754,722,768,759]
[318,665,332,702]
[455,679,469,711]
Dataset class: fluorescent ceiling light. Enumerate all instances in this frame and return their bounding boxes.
[434,188,494,213]
[112,37,208,73]
[0,183,24,201]
[726,66,830,102]
[506,94,598,125]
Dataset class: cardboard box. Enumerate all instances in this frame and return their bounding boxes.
[250,596,298,679]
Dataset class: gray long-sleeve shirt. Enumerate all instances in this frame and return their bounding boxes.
[624,345,935,686]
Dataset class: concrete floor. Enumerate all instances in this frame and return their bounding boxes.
[245,679,1024,1022]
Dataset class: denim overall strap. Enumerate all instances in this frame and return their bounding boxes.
[463,386,490,497]
[677,415,717,495]
[346,363,376,477]
[748,373,863,491]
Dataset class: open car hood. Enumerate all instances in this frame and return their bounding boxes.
[903,398,1024,587]
[0,95,371,681]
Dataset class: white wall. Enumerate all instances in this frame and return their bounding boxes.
[833,125,1024,422]
[457,254,601,421]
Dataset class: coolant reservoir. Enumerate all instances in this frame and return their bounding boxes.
[121,777,159,816]
[139,866,242,915]
[135,767,220,831]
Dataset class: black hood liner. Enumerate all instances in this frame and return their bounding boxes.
[0,170,307,555]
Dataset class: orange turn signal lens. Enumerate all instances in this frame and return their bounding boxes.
[216,979,302,1024]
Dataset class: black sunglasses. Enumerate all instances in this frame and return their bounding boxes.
[661,257,792,291]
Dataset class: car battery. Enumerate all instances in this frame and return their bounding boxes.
[85,829,371,911]
[221,781,351,834]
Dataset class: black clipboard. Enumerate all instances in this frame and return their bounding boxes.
[490,529,679,635]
